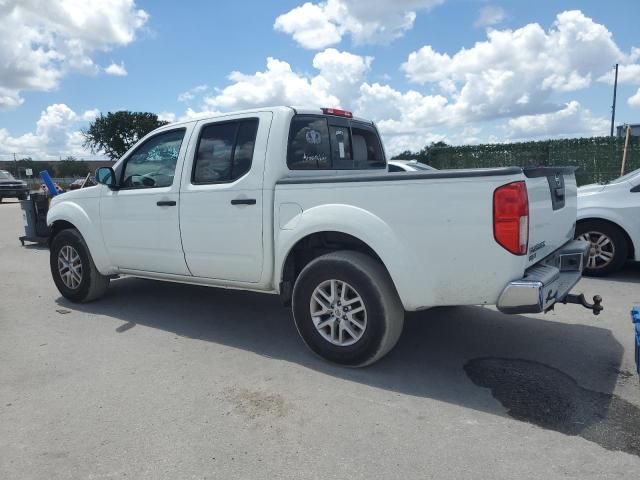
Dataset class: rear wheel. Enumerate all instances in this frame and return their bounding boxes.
[50,228,109,302]
[292,251,404,367]
[576,220,628,276]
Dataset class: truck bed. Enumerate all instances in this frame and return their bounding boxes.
[275,166,577,311]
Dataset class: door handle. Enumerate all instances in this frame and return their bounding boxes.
[156,200,177,207]
[231,198,256,205]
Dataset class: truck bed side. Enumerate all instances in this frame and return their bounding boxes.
[274,168,532,311]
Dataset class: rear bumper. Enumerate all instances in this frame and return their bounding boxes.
[497,239,589,314]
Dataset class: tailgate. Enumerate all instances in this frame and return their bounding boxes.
[524,167,578,267]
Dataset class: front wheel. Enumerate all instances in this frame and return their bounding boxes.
[50,228,110,302]
[292,251,404,367]
[576,220,628,276]
[18,193,28,200]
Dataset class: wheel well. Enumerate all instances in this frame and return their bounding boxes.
[577,218,635,259]
[279,231,385,305]
[49,220,76,245]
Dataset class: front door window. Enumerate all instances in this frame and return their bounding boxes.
[121,129,185,188]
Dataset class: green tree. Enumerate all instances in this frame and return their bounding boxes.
[15,158,54,178]
[54,157,90,177]
[82,111,169,161]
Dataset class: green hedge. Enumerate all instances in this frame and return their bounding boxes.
[397,136,640,186]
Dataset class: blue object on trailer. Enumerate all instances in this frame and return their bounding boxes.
[632,307,640,374]
[40,170,59,197]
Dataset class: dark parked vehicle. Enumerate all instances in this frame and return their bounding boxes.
[68,177,96,190]
[0,170,29,202]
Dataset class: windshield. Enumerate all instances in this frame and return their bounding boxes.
[608,167,640,184]
[0,171,16,180]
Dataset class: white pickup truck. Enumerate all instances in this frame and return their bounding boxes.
[47,106,600,366]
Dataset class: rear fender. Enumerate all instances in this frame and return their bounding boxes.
[275,204,416,308]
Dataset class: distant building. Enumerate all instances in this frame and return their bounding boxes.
[616,124,640,137]
[0,159,114,178]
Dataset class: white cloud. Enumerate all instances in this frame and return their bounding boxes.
[203,49,371,111]
[598,64,640,86]
[274,0,444,49]
[81,108,100,121]
[0,104,98,159]
[204,57,339,110]
[629,89,640,108]
[178,108,223,122]
[104,62,128,76]
[311,48,372,100]
[0,0,147,108]
[178,84,209,103]
[507,101,608,139]
[474,5,505,28]
[402,10,626,122]
[157,112,177,123]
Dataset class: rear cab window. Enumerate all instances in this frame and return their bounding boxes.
[287,114,385,170]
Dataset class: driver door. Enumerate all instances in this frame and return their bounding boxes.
[100,127,191,275]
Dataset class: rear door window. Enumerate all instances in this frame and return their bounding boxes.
[192,118,259,184]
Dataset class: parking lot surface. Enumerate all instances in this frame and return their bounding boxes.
[1,199,640,479]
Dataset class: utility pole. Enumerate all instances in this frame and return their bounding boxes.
[610,63,619,137]
[13,152,17,177]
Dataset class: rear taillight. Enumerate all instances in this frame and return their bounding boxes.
[493,181,529,255]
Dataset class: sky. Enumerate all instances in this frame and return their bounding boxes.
[0,0,638,160]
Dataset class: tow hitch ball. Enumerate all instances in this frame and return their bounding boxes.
[562,294,604,315]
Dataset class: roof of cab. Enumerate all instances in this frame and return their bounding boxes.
[163,106,373,128]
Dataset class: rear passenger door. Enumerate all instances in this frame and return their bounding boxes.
[179,112,272,282]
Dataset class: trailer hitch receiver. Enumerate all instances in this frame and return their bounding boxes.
[562,294,603,315]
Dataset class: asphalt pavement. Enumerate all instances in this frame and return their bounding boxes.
[1,199,639,479]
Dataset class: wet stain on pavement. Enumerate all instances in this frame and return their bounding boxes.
[464,357,640,456]
[225,387,289,420]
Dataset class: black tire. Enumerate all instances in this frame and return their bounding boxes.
[50,228,109,302]
[18,193,28,200]
[292,251,404,367]
[576,220,628,276]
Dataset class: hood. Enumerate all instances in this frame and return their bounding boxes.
[0,179,27,186]
[50,184,100,205]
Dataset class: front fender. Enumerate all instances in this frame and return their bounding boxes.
[275,203,416,308]
[47,199,115,275]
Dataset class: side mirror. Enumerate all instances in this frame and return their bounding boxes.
[95,167,117,189]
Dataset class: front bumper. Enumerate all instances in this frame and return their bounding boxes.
[0,187,28,197]
[497,239,590,315]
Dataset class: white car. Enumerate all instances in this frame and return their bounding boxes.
[576,167,640,276]
[388,159,435,172]
[47,106,596,366]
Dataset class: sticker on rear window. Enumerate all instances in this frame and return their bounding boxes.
[305,129,322,145]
